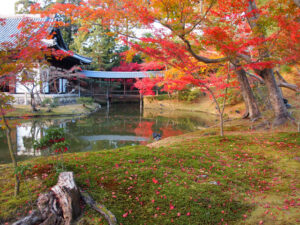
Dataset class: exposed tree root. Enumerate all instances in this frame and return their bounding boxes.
[80,189,117,225]
[242,111,249,119]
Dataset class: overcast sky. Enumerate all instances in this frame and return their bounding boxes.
[0,0,17,16]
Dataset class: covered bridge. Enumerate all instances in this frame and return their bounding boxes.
[81,70,164,103]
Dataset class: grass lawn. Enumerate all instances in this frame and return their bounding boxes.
[0,131,299,225]
[5,103,99,118]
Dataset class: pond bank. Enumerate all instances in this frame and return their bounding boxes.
[3,103,100,120]
[144,95,245,119]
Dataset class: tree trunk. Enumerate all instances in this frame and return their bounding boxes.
[235,67,261,121]
[219,113,224,137]
[0,107,20,196]
[30,91,37,112]
[205,86,225,136]
[246,1,291,126]
[260,68,290,126]
[6,128,20,197]
[293,0,300,7]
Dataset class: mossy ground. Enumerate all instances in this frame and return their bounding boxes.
[0,131,299,225]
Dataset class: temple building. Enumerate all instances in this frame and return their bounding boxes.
[0,14,92,104]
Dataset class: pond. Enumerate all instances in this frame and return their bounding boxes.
[0,104,217,164]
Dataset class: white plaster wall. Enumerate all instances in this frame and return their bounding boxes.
[15,67,41,94]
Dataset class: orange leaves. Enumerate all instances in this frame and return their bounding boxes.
[124,49,137,63]
[32,0,299,81]
[78,27,89,34]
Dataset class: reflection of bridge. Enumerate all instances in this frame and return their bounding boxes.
[80,135,149,142]
[81,70,164,104]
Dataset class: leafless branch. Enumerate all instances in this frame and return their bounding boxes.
[275,71,300,92]
[246,72,264,84]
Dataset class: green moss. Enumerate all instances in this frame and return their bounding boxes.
[0,132,299,224]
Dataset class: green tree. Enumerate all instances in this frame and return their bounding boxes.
[16,0,82,47]
[54,0,82,47]
[71,24,120,71]
[15,0,36,14]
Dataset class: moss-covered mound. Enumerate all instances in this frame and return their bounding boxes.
[0,132,299,225]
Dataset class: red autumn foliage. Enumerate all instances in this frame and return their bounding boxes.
[112,62,165,72]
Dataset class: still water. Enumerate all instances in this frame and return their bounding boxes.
[0,104,216,164]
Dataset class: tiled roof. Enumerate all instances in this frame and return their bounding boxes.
[72,54,93,64]
[82,70,164,79]
[0,15,53,47]
[0,14,92,65]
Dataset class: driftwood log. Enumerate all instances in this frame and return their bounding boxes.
[12,172,117,225]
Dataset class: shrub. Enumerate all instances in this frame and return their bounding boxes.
[50,98,59,108]
[217,88,243,106]
[33,127,69,154]
[155,94,172,101]
[40,98,52,107]
[281,65,292,73]
[76,97,94,106]
[33,127,69,172]
[178,88,204,102]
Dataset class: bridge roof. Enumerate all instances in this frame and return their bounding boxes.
[82,70,164,79]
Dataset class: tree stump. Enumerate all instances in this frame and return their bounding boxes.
[12,172,117,225]
[13,172,81,225]
[51,172,81,224]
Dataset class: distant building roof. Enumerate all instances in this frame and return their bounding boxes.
[0,14,53,47]
[0,14,92,68]
[82,70,164,79]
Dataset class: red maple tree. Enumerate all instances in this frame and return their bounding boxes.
[36,0,300,125]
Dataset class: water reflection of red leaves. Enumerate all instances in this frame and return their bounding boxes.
[159,127,183,138]
[134,121,154,138]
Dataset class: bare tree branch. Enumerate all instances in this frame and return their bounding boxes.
[184,0,216,35]
[246,70,299,92]
[275,71,300,92]
[293,0,300,7]
[179,35,227,63]
[246,72,264,84]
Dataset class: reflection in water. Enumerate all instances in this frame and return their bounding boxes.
[0,104,216,164]
[17,123,42,156]
[80,135,149,142]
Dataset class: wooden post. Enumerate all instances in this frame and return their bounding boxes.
[140,93,143,115]
[106,79,110,109]
[92,79,95,96]
[78,79,81,97]
[106,87,110,109]
[25,93,28,105]
[123,79,126,95]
